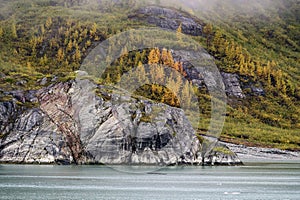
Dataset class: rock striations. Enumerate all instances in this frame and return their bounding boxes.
[0,81,187,165]
[0,80,241,165]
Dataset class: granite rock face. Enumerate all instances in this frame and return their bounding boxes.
[130,6,204,36]
[0,81,202,165]
[0,101,73,164]
[221,72,246,99]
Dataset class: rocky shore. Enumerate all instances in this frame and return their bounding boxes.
[222,141,300,161]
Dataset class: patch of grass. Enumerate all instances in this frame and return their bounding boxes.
[140,114,152,123]
[221,117,300,150]
[213,146,235,156]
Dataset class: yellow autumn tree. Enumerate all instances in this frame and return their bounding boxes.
[66,40,73,52]
[11,22,18,39]
[161,48,174,66]
[90,22,97,37]
[85,40,91,48]
[26,62,33,72]
[256,61,263,77]
[74,47,81,63]
[148,48,160,65]
[203,23,213,47]
[45,17,52,29]
[136,61,148,84]
[150,64,165,84]
[176,23,182,41]
[0,27,3,38]
[57,48,65,62]
[161,48,168,64]
[181,80,192,109]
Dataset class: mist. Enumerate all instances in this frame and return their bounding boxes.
[148,0,296,22]
[0,0,296,25]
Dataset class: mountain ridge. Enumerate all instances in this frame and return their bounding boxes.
[0,0,299,160]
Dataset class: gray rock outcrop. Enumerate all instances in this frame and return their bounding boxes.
[0,101,73,164]
[129,6,204,36]
[221,72,246,98]
[0,81,202,165]
[0,79,243,165]
[204,143,242,165]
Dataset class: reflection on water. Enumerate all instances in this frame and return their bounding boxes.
[0,161,300,200]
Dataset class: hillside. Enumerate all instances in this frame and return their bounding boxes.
[0,0,299,151]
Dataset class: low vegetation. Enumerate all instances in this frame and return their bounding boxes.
[0,0,299,150]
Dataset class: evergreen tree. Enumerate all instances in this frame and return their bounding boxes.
[45,17,53,29]
[67,40,73,52]
[57,48,65,62]
[181,80,191,109]
[148,48,160,64]
[256,61,263,76]
[161,48,174,66]
[203,23,213,47]
[156,65,165,83]
[105,72,111,83]
[134,51,141,66]
[11,22,18,39]
[275,70,283,90]
[176,23,182,41]
[40,54,48,65]
[85,40,91,48]
[136,61,148,84]
[26,62,33,72]
[166,74,180,98]
[40,24,45,35]
[74,47,81,63]
[0,27,3,38]
[121,46,128,56]
[90,22,97,37]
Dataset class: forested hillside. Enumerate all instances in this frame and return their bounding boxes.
[0,0,299,150]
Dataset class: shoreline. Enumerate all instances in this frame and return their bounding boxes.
[1,141,299,165]
[221,141,300,161]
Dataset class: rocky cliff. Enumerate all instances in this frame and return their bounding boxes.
[1,81,194,164]
[0,79,241,165]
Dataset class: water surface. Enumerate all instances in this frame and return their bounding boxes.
[1,161,300,200]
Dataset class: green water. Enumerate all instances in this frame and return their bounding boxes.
[1,161,300,200]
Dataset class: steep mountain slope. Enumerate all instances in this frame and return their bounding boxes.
[0,0,299,153]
